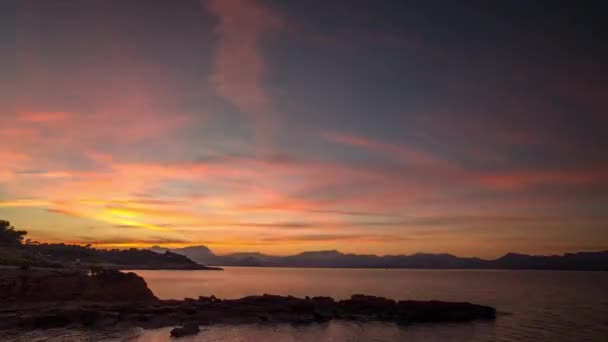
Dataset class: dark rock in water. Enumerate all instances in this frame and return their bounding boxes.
[198,295,221,303]
[310,296,336,321]
[170,323,201,338]
[395,300,496,324]
[334,295,496,322]
[339,294,397,318]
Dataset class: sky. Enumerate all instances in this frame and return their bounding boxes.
[1,0,607,258]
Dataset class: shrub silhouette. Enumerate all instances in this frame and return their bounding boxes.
[0,220,27,246]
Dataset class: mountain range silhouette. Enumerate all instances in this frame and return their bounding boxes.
[150,246,608,271]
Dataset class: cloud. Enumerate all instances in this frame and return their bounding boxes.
[69,236,190,246]
[3,0,606,258]
[6,124,605,247]
[323,131,448,167]
[0,199,50,208]
[476,167,608,191]
[404,215,560,226]
[206,0,283,149]
[323,130,608,194]
[18,111,69,123]
[260,233,411,243]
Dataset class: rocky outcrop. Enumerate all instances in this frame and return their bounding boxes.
[170,323,201,338]
[0,268,157,302]
[0,294,495,331]
[0,270,496,332]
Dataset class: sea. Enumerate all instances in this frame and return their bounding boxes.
[3,267,608,341]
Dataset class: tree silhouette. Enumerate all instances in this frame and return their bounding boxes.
[0,220,27,246]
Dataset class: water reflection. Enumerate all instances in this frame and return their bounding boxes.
[3,268,608,341]
[136,321,496,342]
[131,267,608,341]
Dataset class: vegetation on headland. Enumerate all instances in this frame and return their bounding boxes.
[0,220,220,270]
[0,220,27,246]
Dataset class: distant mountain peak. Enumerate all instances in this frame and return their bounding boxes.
[497,252,531,260]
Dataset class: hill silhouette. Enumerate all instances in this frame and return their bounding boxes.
[150,245,608,271]
[0,220,220,270]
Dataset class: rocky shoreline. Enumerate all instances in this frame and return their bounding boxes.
[0,269,496,336]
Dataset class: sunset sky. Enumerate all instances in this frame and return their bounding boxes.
[1,1,606,257]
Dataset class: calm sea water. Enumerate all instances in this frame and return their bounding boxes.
[4,267,608,341]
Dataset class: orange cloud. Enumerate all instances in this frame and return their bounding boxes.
[18,111,69,123]
[3,112,606,256]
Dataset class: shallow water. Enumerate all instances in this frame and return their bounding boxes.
[3,267,608,341]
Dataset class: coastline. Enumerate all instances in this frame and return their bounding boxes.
[191,264,608,271]
[0,268,496,334]
[114,265,223,271]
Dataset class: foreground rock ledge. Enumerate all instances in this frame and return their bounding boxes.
[0,269,496,330]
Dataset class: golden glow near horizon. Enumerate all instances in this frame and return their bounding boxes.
[2,0,607,258]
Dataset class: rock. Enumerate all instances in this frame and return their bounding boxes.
[198,296,212,303]
[92,312,120,328]
[26,312,72,329]
[1,270,496,331]
[395,300,496,324]
[338,294,397,318]
[170,323,200,338]
[311,296,336,321]
[0,268,157,303]
[83,269,158,302]
[198,295,221,303]
[72,309,101,326]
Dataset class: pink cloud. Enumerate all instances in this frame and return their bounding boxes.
[206,0,283,150]
[323,130,608,194]
[323,131,450,167]
[476,167,608,191]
